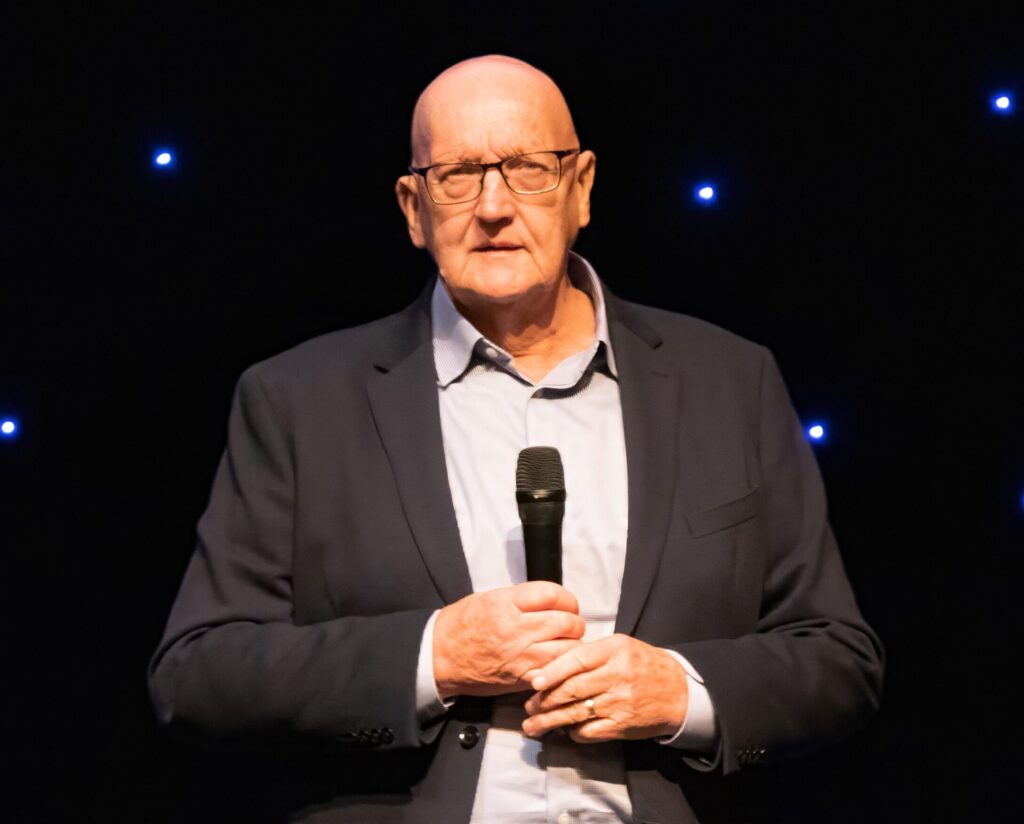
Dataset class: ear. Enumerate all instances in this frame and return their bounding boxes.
[573,150,596,230]
[395,174,427,249]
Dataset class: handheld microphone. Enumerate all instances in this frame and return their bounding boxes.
[515,446,566,584]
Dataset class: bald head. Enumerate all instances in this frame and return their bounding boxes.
[410,55,578,165]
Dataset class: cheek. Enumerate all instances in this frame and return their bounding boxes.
[419,223,460,266]
[522,202,577,246]
[426,212,472,256]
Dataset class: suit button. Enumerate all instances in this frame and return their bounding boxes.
[381,728,394,745]
[458,725,480,749]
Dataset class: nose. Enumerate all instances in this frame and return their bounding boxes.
[474,166,515,223]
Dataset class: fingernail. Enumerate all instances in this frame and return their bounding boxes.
[532,676,547,690]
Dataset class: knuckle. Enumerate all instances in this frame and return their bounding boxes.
[546,613,567,636]
[548,688,571,708]
[534,580,560,602]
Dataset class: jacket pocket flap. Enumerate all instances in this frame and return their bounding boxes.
[686,485,765,538]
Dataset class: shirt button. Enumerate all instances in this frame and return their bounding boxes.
[557,811,571,824]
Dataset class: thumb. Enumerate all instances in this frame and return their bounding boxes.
[510,581,580,614]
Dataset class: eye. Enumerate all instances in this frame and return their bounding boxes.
[505,154,561,174]
[433,163,480,183]
[505,157,547,173]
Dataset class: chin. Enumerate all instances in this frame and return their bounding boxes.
[450,262,545,305]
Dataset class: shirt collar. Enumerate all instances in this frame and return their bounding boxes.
[431,251,617,388]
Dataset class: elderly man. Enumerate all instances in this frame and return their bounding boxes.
[149,56,883,823]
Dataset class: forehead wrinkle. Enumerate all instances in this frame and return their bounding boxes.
[430,145,545,167]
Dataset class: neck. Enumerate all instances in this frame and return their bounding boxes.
[446,274,597,382]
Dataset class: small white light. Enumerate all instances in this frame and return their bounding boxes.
[153,149,175,168]
[808,424,825,441]
[1,420,16,436]
[991,93,1014,114]
[694,183,718,205]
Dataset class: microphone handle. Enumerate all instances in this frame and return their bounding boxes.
[518,500,564,584]
[521,523,562,583]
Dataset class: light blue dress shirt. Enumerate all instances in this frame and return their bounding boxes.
[415,252,717,823]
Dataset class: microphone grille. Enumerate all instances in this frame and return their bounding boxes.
[516,446,565,492]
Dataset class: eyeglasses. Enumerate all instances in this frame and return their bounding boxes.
[409,149,580,205]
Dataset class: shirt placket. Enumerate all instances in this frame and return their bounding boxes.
[520,382,584,824]
[480,346,624,824]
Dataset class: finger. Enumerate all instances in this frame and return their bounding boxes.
[524,668,609,715]
[567,718,619,744]
[510,581,580,615]
[530,638,613,692]
[521,699,595,738]
[520,609,586,641]
[515,639,583,683]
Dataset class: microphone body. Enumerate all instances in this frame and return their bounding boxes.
[515,447,566,584]
[516,490,566,584]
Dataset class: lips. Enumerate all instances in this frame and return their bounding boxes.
[474,243,523,252]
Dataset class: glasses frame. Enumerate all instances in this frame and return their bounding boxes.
[408,148,581,205]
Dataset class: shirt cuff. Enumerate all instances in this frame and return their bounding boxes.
[416,609,455,727]
[656,649,718,753]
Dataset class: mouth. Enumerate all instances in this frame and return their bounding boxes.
[474,243,523,253]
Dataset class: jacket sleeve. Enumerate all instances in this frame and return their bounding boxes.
[666,349,884,774]
[147,367,434,751]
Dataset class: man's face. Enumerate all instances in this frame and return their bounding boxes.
[397,79,595,310]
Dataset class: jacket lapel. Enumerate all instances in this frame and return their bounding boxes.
[605,291,682,636]
[365,289,474,605]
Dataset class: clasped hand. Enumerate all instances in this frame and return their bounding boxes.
[433,582,688,742]
[432,581,586,699]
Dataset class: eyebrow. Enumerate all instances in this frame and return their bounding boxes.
[433,146,533,164]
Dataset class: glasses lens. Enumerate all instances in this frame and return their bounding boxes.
[427,163,482,204]
[504,152,560,194]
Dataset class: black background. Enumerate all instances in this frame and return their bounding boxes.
[2,3,1021,821]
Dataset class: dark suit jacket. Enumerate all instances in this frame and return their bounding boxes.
[149,278,883,823]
